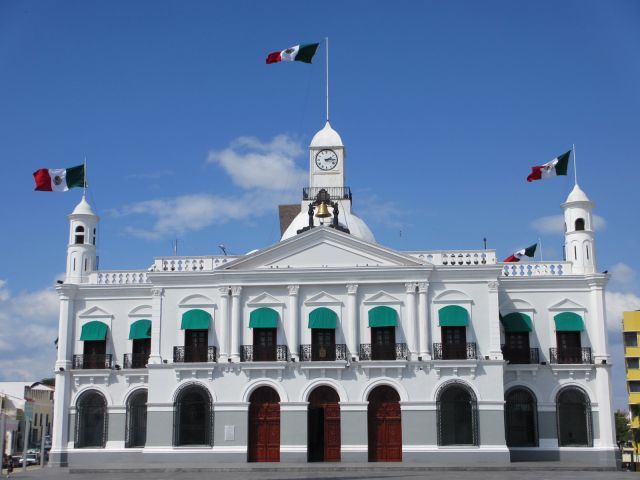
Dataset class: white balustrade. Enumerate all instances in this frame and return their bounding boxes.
[151,256,241,272]
[501,262,572,277]
[91,271,149,285]
[409,250,497,266]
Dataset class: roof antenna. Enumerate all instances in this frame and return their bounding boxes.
[218,244,228,256]
[172,239,178,256]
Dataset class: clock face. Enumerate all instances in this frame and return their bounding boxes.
[315,149,338,171]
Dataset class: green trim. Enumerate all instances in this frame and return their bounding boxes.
[501,312,533,333]
[308,307,337,329]
[66,164,85,189]
[180,309,211,330]
[249,307,279,328]
[555,150,571,176]
[80,321,108,341]
[438,305,469,327]
[554,312,584,331]
[129,319,152,340]
[295,43,320,63]
[368,306,398,327]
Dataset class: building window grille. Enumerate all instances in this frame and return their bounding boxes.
[75,390,108,448]
[125,390,148,448]
[74,225,85,244]
[505,388,538,447]
[556,387,592,447]
[437,384,478,446]
[629,381,640,393]
[311,329,336,361]
[173,385,213,446]
[624,333,638,347]
[575,218,585,231]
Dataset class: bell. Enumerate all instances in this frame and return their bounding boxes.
[315,201,331,218]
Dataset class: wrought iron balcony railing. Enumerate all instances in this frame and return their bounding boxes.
[240,344,289,362]
[72,354,112,370]
[303,186,352,202]
[359,343,408,361]
[123,353,150,369]
[501,346,540,365]
[173,346,217,363]
[432,342,478,360]
[299,344,347,362]
[549,347,592,364]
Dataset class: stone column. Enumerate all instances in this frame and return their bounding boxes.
[55,285,76,369]
[346,284,359,360]
[218,286,230,361]
[405,282,418,360]
[288,285,300,361]
[487,281,503,359]
[417,282,430,359]
[230,286,242,361]
[148,287,164,364]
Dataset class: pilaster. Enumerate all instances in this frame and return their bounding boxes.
[487,281,503,359]
[230,286,242,361]
[417,282,430,359]
[288,285,300,361]
[346,284,359,360]
[148,287,164,364]
[405,282,418,360]
[218,286,230,361]
[55,285,76,369]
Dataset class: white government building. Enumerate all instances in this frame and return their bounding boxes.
[50,121,615,467]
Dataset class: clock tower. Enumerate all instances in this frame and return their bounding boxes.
[309,121,345,189]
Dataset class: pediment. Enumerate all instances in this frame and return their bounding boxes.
[246,292,285,307]
[363,291,403,305]
[548,298,586,311]
[128,305,152,317]
[499,298,535,313]
[304,291,342,306]
[433,289,473,305]
[222,227,427,271]
[178,294,216,308]
[78,306,113,319]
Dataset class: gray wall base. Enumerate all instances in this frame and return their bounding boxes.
[402,451,510,464]
[509,448,616,467]
[280,451,308,463]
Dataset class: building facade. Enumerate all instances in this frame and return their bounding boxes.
[623,310,640,467]
[50,122,616,467]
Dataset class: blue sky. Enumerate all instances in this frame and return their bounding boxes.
[1,1,639,408]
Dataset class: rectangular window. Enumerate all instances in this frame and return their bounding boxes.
[629,381,640,393]
[627,358,640,369]
[625,333,638,347]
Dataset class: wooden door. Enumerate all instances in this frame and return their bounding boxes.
[442,326,466,359]
[185,329,208,362]
[312,329,336,361]
[505,332,530,364]
[323,402,341,461]
[368,386,402,462]
[556,331,581,363]
[253,328,277,361]
[248,387,280,462]
[371,326,396,360]
[308,386,341,462]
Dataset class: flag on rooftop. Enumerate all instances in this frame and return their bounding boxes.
[503,243,537,262]
[526,150,571,182]
[266,43,320,64]
[34,164,85,192]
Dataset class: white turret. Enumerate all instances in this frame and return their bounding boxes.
[66,196,99,283]
[562,184,596,274]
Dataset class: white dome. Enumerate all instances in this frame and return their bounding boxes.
[565,184,590,203]
[281,205,375,244]
[71,196,97,216]
[310,121,343,147]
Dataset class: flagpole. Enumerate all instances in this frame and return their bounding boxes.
[325,37,329,123]
[83,156,87,196]
[538,237,543,262]
[572,143,578,186]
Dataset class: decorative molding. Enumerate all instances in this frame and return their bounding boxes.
[487,281,499,292]
[177,293,216,308]
[77,306,114,319]
[218,286,229,295]
[287,284,300,296]
[346,283,359,295]
[363,291,403,305]
[151,287,164,297]
[304,291,343,306]
[548,298,587,312]
[405,282,418,293]
[417,282,428,293]
[230,286,242,297]
[246,292,285,307]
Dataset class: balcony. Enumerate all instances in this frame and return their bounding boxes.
[303,186,352,202]
[240,345,289,362]
[72,354,112,369]
[123,353,149,369]
[501,346,540,365]
[173,346,217,363]
[359,343,408,361]
[432,343,478,360]
[299,344,347,362]
[549,347,593,364]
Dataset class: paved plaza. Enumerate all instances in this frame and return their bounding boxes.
[1,465,636,480]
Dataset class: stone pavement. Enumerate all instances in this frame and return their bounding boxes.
[0,464,636,480]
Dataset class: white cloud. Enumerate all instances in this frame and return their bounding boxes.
[0,279,59,382]
[609,262,638,292]
[606,290,640,332]
[529,214,606,234]
[207,134,306,191]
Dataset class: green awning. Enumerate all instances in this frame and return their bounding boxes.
[501,312,533,333]
[554,312,584,332]
[368,306,398,327]
[308,307,337,329]
[181,309,211,330]
[438,305,469,327]
[80,321,108,341]
[129,319,152,340]
[249,307,278,328]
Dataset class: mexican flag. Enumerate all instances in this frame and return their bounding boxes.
[33,165,85,192]
[526,150,571,182]
[266,43,320,64]
[503,244,537,263]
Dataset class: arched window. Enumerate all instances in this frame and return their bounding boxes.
[126,390,148,448]
[92,227,96,245]
[575,218,585,231]
[557,387,592,447]
[505,387,538,447]
[173,384,213,446]
[74,225,85,244]
[437,383,478,446]
[75,390,107,448]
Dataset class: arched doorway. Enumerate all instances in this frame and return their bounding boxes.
[248,386,280,462]
[126,390,148,448]
[367,385,401,462]
[504,387,538,447]
[557,387,592,446]
[75,390,107,448]
[307,386,341,462]
[173,384,212,446]
[437,383,478,446]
